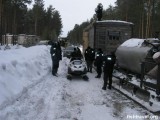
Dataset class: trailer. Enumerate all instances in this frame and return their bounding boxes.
[83,20,134,53]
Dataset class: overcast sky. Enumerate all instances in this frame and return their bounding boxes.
[34,0,116,37]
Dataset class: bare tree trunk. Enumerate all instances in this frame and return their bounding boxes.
[141,9,144,38]
[125,12,128,21]
[148,8,151,37]
[125,0,128,21]
[146,0,151,38]
[151,0,155,37]
[148,0,152,37]
[0,0,2,29]
[146,13,149,38]
[139,2,143,39]
[13,8,17,45]
[139,15,141,38]
[140,0,145,39]
[13,9,17,34]
[0,0,3,45]
[35,18,37,35]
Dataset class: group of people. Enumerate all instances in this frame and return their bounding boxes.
[84,46,116,90]
[50,41,116,90]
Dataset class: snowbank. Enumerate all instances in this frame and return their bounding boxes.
[0,45,51,107]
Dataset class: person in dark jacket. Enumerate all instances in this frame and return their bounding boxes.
[50,41,62,76]
[102,52,116,90]
[94,48,103,78]
[70,47,77,58]
[84,46,95,72]
[76,47,83,58]
[85,46,91,72]
[71,47,82,59]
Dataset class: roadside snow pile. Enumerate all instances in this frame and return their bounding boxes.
[0,45,51,107]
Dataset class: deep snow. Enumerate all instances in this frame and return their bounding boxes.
[0,45,158,120]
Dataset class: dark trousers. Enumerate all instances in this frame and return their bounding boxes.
[96,66,102,77]
[103,71,113,88]
[86,60,93,72]
[52,61,59,75]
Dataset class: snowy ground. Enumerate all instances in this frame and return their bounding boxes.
[0,45,159,120]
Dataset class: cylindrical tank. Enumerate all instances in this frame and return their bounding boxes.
[115,38,154,74]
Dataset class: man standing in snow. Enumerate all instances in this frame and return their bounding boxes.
[102,52,116,90]
[94,48,103,78]
[84,46,95,73]
[50,41,62,76]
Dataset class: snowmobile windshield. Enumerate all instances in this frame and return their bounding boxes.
[73,61,82,65]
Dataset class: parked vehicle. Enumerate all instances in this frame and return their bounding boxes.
[63,46,75,58]
[84,20,133,54]
[67,57,88,80]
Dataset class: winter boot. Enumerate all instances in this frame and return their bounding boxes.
[102,87,106,90]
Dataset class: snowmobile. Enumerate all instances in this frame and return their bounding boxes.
[67,57,89,80]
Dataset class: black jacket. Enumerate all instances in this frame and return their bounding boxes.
[50,43,62,64]
[94,51,103,67]
[71,47,82,58]
[85,48,95,61]
[84,47,91,61]
[103,54,116,73]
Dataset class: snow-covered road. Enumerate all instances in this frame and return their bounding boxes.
[0,45,157,120]
[0,59,153,120]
